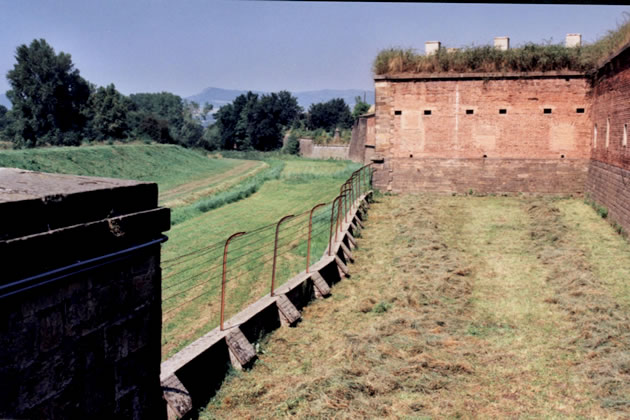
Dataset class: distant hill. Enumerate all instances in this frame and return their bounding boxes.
[186,87,375,113]
[0,93,10,108]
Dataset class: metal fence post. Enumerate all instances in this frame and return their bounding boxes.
[221,231,246,331]
[306,203,326,273]
[271,215,294,297]
[328,195,342,256]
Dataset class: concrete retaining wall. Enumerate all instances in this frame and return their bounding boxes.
[299,138,350,160]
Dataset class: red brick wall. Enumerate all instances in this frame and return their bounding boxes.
[374,157,587,194]
[588,46,630,232]
[590,50,630,171]
[373,74,591,193]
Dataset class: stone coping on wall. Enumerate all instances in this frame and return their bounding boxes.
[0,168,170,288]
[0,168,159,241]
[374,70,586,82]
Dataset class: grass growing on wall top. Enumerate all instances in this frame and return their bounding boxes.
[373,13,630,75]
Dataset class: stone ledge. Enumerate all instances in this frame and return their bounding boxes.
[0,168,158,241]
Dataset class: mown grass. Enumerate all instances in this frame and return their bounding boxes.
[161,158,362,358]
[374,13,630,75]
[200,194,630,419]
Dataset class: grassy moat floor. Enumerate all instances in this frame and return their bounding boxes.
[200,194,630,419]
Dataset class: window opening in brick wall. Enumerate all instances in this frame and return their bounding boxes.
[606,118,610,148]
[544,108,552,114]
[394,110,402,115]
[499,109,507,114]
[576,108,585,113]
[466,109,474,115]
[561,154,565,159]
[483,154,488,158]
[594,124,598,148]
[624,124,628,147]
[424,110,431,115]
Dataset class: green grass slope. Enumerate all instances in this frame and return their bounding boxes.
[0,144,244,192]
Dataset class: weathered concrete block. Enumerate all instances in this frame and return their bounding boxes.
[226,328,257,370]
[276,294,301,326]
[311,272,331,299]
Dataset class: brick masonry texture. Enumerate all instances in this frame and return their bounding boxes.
[587,160,630,232]
[374,157,588,194]
[373,75,591,193]
[589,45,630,233]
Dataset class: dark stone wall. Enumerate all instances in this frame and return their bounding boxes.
[0,248,164,419]
[0,169,169,420]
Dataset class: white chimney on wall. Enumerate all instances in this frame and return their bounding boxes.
[566,33,582,48]
[494,37,510,51]
[425,41,441,56]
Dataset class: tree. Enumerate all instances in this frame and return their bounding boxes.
[214,91,258,150]
[6,39,91,147]
[283,131,300,155]
[275,90,302,126]
[129,92,205,146]
[214,91,301,151]
[307,98,353,132]
[85,84,133,140]
[352,95,371,121]
[0,105,8,132]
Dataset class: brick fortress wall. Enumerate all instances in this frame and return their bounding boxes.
[372,73,591,193]
[588,44,630,233]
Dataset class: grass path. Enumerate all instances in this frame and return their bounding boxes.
[159,160,265,208]
[200,194,630,419]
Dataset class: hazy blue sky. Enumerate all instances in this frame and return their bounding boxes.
[1,1,629,97]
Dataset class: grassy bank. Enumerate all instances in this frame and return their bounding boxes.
[0,143,248,193]
[161,158,361,358]
[200,194,630,418]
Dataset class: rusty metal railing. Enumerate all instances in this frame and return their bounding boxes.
[163,163,374,337]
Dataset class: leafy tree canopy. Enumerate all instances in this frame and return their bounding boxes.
[85,84,133,140]
[6,39,91,147]
[307,98,353,132]
[352,95,371,120]
[213,90,301,151]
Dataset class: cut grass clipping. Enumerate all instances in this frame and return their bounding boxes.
[201,194,630,419]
